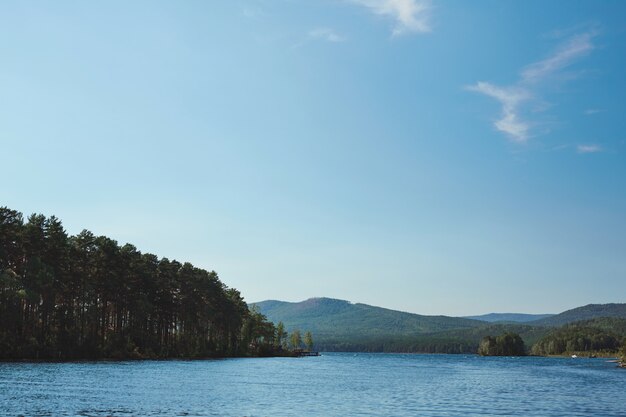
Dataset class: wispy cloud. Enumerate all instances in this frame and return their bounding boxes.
[584,108,603,115]
[309,27,346,43]
[468,31,597,143]
[350,0,432,36]
[521,33,594,83]
[466,82,531,142]
[577,144,602,154]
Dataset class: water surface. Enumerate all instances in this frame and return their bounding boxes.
[1,353,623,416]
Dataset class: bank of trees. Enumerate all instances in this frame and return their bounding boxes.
[0,207,277,360]
[530,321,623,356]
[478,332,526,356]
[304,331,314,350]
[313,336,478,354]
[284,329,314,351]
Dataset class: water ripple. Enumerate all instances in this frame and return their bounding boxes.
[0,354,624,416]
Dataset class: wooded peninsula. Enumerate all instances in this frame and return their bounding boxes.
[0,207,286,360]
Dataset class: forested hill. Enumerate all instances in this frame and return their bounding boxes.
[463,313,554,323]
[530,317,626,356]
[530,303,626,327]
[253,298,626,354]
[253,298,483,339]
[0,207,276,360]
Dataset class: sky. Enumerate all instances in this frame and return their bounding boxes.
[1,0,625,316]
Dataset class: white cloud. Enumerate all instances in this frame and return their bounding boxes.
[466,82,530,142]
[577,144,602,154]
[350,0,432,35]
[309,27,346,43]
[468,31,596,143]
[521,33,594,83]
[584,108,603,115]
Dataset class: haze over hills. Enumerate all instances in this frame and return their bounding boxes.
[463,313,555,323]
[253,298,626,352]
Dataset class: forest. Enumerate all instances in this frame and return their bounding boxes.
[0,206,278,360]
[477,332,526,356]
[530,318,626,356]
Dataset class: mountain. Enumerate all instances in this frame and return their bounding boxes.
[463,313,555,323]
[531,303,626,327]
[252,298,484,347]
[252,298,626,354]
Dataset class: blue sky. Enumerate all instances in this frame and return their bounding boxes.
[2,0,625,316]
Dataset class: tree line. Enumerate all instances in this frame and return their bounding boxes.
[477,332,526,356]
[477,318,626,357]
[0,207,281,360]
[530,320,624,356]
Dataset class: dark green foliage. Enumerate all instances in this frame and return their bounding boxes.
[464,313,554,323]
[530,318,626,356]
[0,207,275,360]
[315,335,479,354]
[253,298,484,340]
[569,317,626,335]
[432,323,549,346]
[255,299,626,355]
[531,304,626,327]
[477,333,526,356]
[254,298,548,354]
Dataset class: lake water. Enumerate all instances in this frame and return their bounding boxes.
[0,353,624,416]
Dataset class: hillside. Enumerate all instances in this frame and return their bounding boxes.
[253,298,557,353]
[308,323,552,354]
[531,303,626,327]
[253,298,484,340]
[463,313,554,323]
[530,317,626,356]
[253,298,626,354]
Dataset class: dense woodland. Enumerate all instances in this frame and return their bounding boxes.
[314,335,478,354]
[477,332,526,356]
[257,299,626,356]
[530,318,626,356]
[531,304,626,327]
[0,207,278,360]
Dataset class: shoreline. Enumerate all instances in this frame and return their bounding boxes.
[0,350,313,364]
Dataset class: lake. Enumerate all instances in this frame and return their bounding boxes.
[0,353,624,416]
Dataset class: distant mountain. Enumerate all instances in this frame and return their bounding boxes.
[252,298,626,354]
[463,313,555,323]
[531,303,626,327]
[252,298,483,340]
